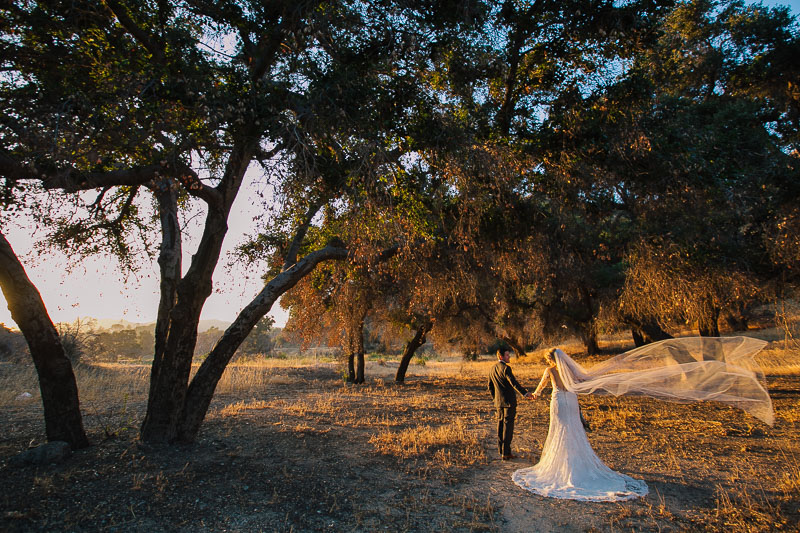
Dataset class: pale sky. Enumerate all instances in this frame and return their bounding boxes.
[0,171,289,329]
[1,0,797,331]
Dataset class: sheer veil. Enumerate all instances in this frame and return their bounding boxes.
[553,336,774,425]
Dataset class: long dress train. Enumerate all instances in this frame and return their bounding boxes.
[512,387,648,501]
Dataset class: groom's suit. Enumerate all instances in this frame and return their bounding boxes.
[488,360,529,458]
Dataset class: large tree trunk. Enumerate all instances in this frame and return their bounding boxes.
[140,247,214,444]
[0,231,89,449]
[344,305,369,385]
[395,321,432,383]
[148,180,182,403]
[141,143,254,445]
[176,243,348,442]
[496,22,526,137]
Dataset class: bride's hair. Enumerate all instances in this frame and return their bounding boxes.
[544,349,558,365]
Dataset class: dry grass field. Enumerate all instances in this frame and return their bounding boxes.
[1,331,799,532]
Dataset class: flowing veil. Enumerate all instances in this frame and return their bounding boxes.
[553,336,774,425]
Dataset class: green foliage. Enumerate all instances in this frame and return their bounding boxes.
[237,316,277,357]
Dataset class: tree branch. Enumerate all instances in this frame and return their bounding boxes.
[253,141,285,166]
[102,0,166,64]
[282,200,324,270]
[1,150,220,204]
[177,240,349,440]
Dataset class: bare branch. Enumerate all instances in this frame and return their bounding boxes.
[253,142,285,166]
[89,187,111,214]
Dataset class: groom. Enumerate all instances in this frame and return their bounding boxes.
[488,349,531,460]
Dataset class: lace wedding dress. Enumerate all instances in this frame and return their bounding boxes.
[513,336,773,502]
[512,386,648,501]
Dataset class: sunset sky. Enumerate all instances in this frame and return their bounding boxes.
[1,171,287,329]
[1,0,798,331]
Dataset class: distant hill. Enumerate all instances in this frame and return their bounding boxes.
[89,317,231,333]
[92,318,149,330]
[198,319,232,332]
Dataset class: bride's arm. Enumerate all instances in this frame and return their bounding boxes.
[531,367,551,399]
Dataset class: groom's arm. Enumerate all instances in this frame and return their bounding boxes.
[505,367,529,397]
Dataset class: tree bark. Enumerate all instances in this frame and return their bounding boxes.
[140,141,255,445]
[630,320,673,347]
[148,179,182,402]
[578,286,599,355]
[631,328,645,347]
[345,315,360,383]
[346,351,356,383]
[502,336,527,359]
[496,16,528,137]
[698,314,720,337]
[395,321,432,383]
[355,319,365,384]
[698,299,721,337]
[0,231,89,449]
[176,243,348,442]
[581,327,600,356]
[723,301,749,332]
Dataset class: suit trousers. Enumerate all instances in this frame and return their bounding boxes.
[496,405,516,457]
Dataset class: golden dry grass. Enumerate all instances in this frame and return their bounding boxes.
[369,416,487,466]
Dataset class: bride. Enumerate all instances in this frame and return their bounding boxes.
[512,336,773,502]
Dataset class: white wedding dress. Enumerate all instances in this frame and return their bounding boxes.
[513,337,773,502]
[512,385,648,501]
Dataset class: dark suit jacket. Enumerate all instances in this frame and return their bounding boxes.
[488,360,528,408]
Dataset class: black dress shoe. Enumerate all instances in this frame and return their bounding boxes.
[501,454,516,460]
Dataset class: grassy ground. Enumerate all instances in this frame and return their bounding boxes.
[1,332,798,532]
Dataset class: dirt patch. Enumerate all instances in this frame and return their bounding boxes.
[1,361,798,532]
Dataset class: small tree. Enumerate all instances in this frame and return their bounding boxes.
[237,316,276,357]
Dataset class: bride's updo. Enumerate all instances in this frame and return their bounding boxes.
[545,349,558,365]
